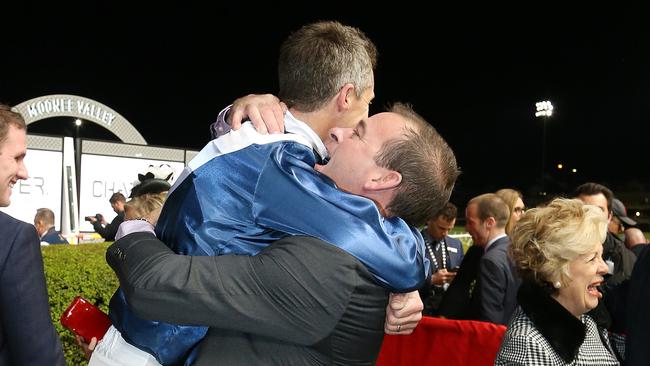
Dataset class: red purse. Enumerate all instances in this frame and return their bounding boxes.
[60,296,112,341]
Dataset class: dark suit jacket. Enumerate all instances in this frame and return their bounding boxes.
[437,244,484,320]
[630,244,646,258]
[421,234,464,270]
[475,236,520,325]
[603,231,636,289]
[92,211,124,241]
[107,233,389,365]
[0,212,65,366]
[41,227,69,245]
[419,232,465,315]
[626,244,650,365]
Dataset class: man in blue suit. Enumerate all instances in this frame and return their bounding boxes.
[0,105,65,365]
[34,208,69,245]
[419,202,464,315]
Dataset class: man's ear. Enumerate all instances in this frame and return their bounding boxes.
[485,216,496,229]
[364,170,402,191]
[336,83,356,110]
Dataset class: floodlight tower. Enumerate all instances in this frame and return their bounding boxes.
[535,101,553,195]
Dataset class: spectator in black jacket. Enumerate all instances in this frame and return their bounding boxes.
[88,192,125,241]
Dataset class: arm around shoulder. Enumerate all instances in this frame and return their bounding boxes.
[108,233,360,344]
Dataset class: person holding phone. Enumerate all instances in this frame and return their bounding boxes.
[419,202,465,316]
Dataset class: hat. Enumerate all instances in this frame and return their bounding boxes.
[129,164,175,198]
[611,198,637,226]
[129,178,171,198]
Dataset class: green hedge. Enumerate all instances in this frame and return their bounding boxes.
[42,242,118,366]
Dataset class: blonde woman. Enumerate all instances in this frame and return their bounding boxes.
[495,188,525,235]
[123,193,167,225]
[77,192,169,360]
[495,198,619,365]
[115,191,168,240]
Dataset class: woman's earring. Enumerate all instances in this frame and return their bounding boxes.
[553,281,561,289]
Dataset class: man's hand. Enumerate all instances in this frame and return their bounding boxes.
[431,268,456,286]
[228,94,287,134]
[75,335,97,360]
[384,291,423,335]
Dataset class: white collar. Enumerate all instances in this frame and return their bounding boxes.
[486,233,508,250]
[284,111,328,160]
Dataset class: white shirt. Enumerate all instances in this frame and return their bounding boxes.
[485,233,507,251]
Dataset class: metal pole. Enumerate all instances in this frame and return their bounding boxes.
[541,116,546,194]
[75,126,81,207]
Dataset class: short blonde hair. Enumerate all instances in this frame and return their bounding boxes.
[124,192,167,224]
[509,198,607,289]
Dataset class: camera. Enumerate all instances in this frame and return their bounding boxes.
[84,213,103,222]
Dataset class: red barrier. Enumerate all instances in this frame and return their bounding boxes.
[376,316,506,366]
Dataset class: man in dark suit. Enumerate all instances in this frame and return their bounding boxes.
[34,208,69,245]
[419,202,465,315]
[0,105,65,365]
[464,193,520,325]
[626,244,650,365]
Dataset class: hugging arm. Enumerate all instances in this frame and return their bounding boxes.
[107,233,359,345]
[211,94,287,138]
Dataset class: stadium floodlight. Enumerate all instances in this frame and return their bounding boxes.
[535,101,553,117]
[535,100,554,195]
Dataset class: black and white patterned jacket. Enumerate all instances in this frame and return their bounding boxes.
[495,281,619,365]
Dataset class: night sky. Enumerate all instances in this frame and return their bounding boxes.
[3,4,648,205]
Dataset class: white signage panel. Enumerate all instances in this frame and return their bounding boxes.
[0,150,63,227]
[78,154,184,232]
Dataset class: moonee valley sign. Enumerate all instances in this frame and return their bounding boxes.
[14,94,146,144]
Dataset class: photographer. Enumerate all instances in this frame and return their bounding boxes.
[87,193,125,241]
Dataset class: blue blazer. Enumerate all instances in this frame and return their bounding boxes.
[41,227,69,245]
[0,212,65,365]
[421,230,464,272]
[445,236,465,269]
